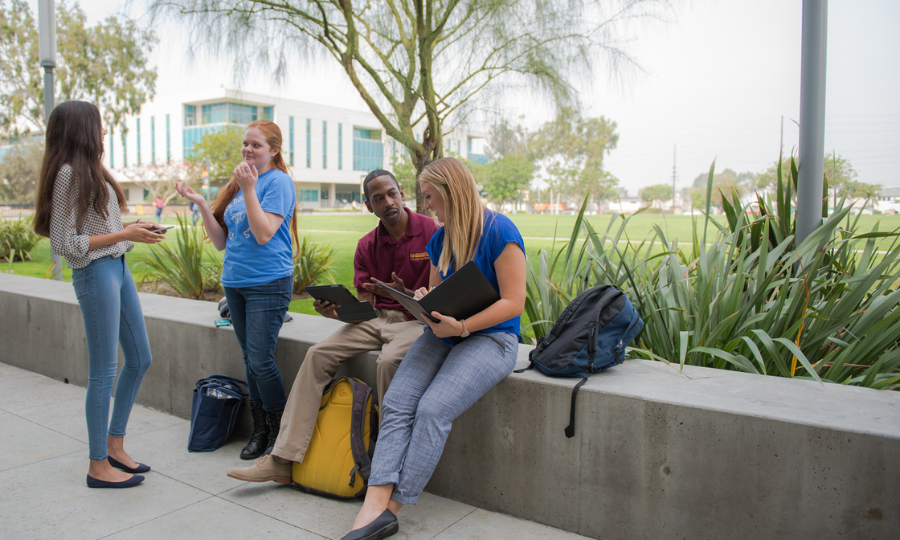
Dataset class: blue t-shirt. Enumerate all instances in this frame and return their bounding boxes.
[221,169,296,288]
[426,210,525,344]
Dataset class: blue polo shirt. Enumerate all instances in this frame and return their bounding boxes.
[426,210,525,343]
[221,169,296,288]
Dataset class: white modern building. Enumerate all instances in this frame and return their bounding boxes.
[105,88,488,209]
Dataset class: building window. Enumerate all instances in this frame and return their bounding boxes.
[122,129,127,168]
[183,125,226,158]
[338,123,342,170]
[297,189,318,202]
[322,121,327,169]
[353,128,383,171]
[306,119,311,168]
[166,114,171,163]
[184,105,196,126]
[335,189,361,204]
[200,102,257,125]
[289,116,294,166]
[151,116,156,164]
[262,106,273,121]
[467,136,488,165]
[109,127,114,168]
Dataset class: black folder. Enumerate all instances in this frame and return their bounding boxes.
[381,261,500,325]
[305,284,377,322]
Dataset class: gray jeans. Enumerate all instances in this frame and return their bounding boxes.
[368,328,518,504]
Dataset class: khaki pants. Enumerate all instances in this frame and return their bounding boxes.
[271,309,424,463]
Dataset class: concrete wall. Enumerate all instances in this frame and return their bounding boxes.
[1,273,898,540]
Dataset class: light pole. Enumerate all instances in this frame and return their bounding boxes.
[39,0,62,281]
[796,0,828,247]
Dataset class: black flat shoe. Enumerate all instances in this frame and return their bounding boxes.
[108,456,151,474]
[86,474,145,489]
[340,510,399,540]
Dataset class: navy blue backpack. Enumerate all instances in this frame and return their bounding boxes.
[518,285,644,438]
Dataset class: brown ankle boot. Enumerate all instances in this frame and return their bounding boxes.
[227,454,292,483]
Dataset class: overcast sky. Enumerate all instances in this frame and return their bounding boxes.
[37,0,900,196]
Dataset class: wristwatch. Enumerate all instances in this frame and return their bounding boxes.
[459,319,470,338]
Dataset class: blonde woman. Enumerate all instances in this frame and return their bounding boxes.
[342,157,526,540]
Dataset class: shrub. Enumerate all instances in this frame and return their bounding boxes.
[0,216,41,262]
[526,157,900,390]
[132,214,222,299]
[293,235,337,295]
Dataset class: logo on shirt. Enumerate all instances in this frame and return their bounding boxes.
[410,252,429,261]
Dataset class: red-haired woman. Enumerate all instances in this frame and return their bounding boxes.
[177,120,299,460]
[34,101,166,488]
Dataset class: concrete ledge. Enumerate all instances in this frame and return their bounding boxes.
[2,273,898,539]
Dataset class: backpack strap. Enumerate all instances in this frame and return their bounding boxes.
[347,379,374,487]
[564,375,590,438]
[513,348,538,373]
[565,287,624,438]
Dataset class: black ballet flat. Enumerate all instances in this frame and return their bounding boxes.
[108,456,151,474]
[86,474,145,489]
[340,510,399,540]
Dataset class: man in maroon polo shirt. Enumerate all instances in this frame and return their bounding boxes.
[228,169,438,483]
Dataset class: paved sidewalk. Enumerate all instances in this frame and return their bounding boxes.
[0,362,589,540]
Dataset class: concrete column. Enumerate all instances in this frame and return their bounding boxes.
[329,183,336,208]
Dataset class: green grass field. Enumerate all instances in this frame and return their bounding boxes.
[7,211,900,318]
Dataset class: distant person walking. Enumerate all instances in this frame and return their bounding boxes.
[176,120,300,460]
[191,201,200,226]
[33,100,166,489]
[154,196,165,223]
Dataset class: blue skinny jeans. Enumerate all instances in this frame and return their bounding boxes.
[72,255,152,461]
[223,276,291,411]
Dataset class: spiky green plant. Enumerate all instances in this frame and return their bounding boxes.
[0,215,41,262]
[525,157,900,390]
[132,213,221,299]
[293,235,337,295]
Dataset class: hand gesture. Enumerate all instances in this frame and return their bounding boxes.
[363,273,413,298]
[123,222,165,244]
[313,299,340,320]
[234,162,258,192]
[175,182,206,207]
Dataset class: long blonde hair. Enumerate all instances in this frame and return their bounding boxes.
[419,157,484,274]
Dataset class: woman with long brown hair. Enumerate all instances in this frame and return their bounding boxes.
[342,157,526,540]
[34,100,165,488]
[176,119,299,460]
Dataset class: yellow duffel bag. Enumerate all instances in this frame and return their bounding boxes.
[292,377,379,498]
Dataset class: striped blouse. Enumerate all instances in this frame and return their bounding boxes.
[49,164,133,269]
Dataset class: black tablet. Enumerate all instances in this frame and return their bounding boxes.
[305,284,360,306]
[305,284,377,322]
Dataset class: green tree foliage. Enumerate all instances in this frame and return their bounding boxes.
[152,0,667,209]
[755,154,878,207]
[532,108,619,207]
[688,167,753,209]
[191,125,245,183]
[485,119,532,161]
[640,183,671,205]
[470,155,534,210]
[389,153,418,199]
[0,0,157,138]
[0,136,43,203]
